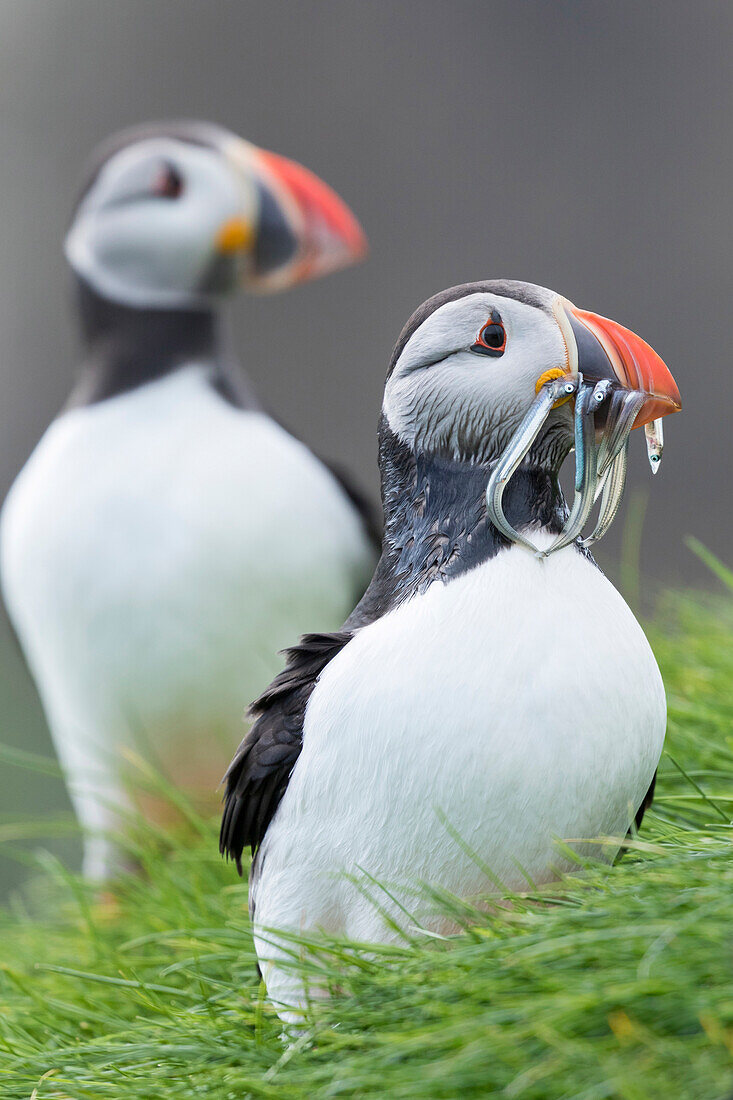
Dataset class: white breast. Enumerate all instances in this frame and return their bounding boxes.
[1,365,374,874]
[254,534,665,942]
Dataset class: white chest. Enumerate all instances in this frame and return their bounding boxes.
[1,366,373,739]
[262,535,666,922]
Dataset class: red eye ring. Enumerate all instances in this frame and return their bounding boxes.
[471,319,506,357]
[152,163,183,199]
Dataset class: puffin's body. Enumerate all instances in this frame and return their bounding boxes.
[1,122,376,879]
[220,280,681,1023]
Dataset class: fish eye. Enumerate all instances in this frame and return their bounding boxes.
[471,320,506,357]
[152,163,183,199]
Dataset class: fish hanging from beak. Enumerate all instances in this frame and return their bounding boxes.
[485,298,681,557]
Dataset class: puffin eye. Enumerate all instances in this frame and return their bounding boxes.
[152,164,183,199]
[471,320,506,358]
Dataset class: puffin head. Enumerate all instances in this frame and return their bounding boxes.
[65,120,367,310]
[383,280,681,554]
[384,280,680,465]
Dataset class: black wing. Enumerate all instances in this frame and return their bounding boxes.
[219,631,352,873]
[633,770,657,833]
[616,771,657,863]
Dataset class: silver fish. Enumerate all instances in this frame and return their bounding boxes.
[598,389,646,477]
[485,374,577,555]
[541,379,599,556]
[644,418,664,474]
[581,440,628,547]
[485,375,663,558]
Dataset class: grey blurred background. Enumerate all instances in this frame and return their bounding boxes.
[0,0,731,895]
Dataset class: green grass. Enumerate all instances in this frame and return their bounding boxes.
[1,579,733,1099]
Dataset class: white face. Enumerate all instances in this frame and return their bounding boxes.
[65,138,258,309]
[383,289,573,462]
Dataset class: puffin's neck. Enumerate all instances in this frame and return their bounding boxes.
[346,420,568,627]
[67,280,261,410]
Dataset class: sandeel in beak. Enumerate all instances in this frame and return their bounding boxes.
[486,296,681,558]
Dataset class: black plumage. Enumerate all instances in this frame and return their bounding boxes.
[67,280,262,409]
[219,631,352,872]
[635,772,657,830]
[347,419,574,627]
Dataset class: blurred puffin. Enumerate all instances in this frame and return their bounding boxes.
[1,121,377,879]
[220,279,681,1023]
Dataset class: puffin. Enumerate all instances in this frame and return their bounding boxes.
[220,279,681,1023]
[1,121,378,880]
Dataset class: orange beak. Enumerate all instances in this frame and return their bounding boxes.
[563,304,681,427]
[230,146,366,292]
[220,135,367,292]
[255,149,367,282]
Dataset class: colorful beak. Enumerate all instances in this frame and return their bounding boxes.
[563,303,681,428]
[222,138,367,292]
